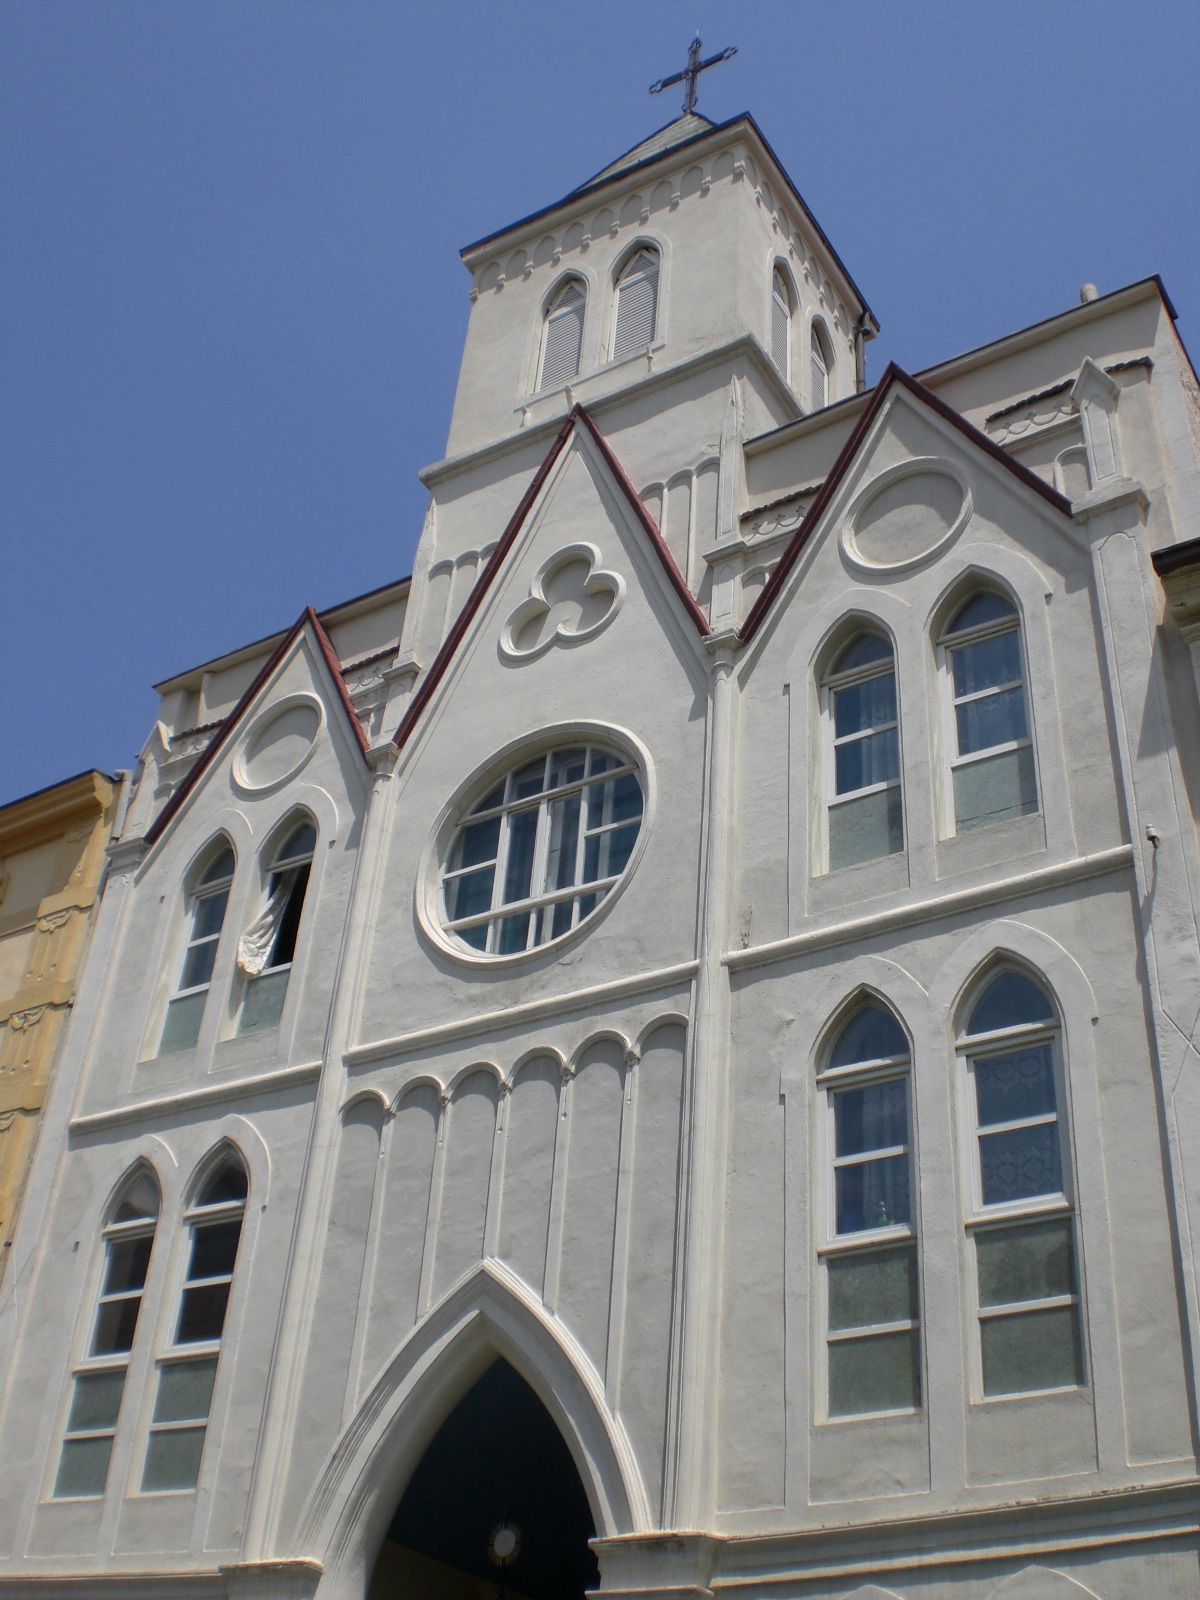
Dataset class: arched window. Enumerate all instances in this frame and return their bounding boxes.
[141,1154,247,1492]
[611,247,659,360]
[770,266,794,379]
[810,319,834,410]
[938,590,1037,833]
[53,1169,160,1498]
[159,843,235,1055]
[237,818,315,1035]
[822,631,903,871]
[819,1002,919,1417]
[960,970,1082,1397]
[537,278,586,390]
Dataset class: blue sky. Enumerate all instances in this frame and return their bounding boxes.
[3,0,1197,804]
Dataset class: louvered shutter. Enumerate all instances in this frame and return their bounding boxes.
[538,284,585,389]
[771,274,790,376]
[612,252,658,358]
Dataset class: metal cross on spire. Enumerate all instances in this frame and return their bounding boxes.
[649,35,737,116]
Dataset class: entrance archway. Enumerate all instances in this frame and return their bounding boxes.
[369,1357,600,1599]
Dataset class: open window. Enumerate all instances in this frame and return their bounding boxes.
[159,841,235,1056]
[237,818,315,1035]
[611,246,659,359]
[822,630,903,871]
[537,277,586,390]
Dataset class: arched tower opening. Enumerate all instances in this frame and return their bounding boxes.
[368,1356,599,1599]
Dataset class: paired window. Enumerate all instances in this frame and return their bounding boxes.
[538,278,586,391]
[611,248,659,360]
[442,743,644,957]
[822,632,903,870]
[160,845,235,1054]
[810,320,834,411]
[771,266,794,380]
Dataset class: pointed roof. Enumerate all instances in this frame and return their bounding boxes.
[392,405,708,752]
[739,364,1073,645]
[144,608,367,847]
[572,113,715,193]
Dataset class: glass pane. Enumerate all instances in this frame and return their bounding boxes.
[832,634,892,674]
[198,848,235,885]
[546,794,582,891]
[977,1219,1075,1308]
[588,749,618,777]
[189,1220,242,1278]
[460,921,488,951]
[829,1330,919,1416]
[979,1122,1062,1206]
[104,1235,153,1295]
[470,782,505,815]
[975,1044,1056,1126]
[511,759,546,800]
[951,630,1022,698]
[583,822,639,882]
[834,1078,908,1156]
[192,890,229,941]
[609,773,642,825]
[141,1426,207,1492]
[836,1155,911,1233]
[829,785,903,870]
[238,968,289,1035]
[981,1305,1083,1395]
[502,809,537,904]
[547,748,587,789]
[275,822,316,862]
[834,727,899,793]
[67,1370,126,1432]
[955,683,1028,754]
[828,1245,917,1331]
[450,865,495,922]
[159,992,205,1056]
[54,1435,113,1498]
[497,913,531,955]
[197,1160,248,1206]
[180,938,218,991]
[176,1282,232,1344]
[946,592,1017,635]
[969,972,1054,1035]
[113,1174,159,1223]
[152,1359,217,1424]
[269,863,310,967]
[833,672,896,739]
[830,1006,907,1069]
[92,1296,141,1357]
[953,745,1037,832]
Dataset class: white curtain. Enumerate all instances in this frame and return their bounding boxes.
[237,881,290,976]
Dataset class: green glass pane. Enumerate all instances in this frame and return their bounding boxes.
[977,1219,1074,1308]
[152,1359,217,1424]
[66,1370,126,1432]
[953,745,1037,832]
[829,784,903,870]
[828,1245,917,1331]
[54,1435,113,1498]
[160,992,204,1055]
[141,1426,206,1492]
[829,1329,919,1416]
[981,1304,1083,1395]
[238,968,289,1035]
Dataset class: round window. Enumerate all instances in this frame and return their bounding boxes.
[441,742,645,957]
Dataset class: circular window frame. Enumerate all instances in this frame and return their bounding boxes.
[417,722,655,966]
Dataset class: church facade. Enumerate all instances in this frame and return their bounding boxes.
[2,109,1200,1600]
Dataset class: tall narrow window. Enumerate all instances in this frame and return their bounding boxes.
[237,820,315,1035]
[611,247,659,359]
[771,266,794,379]
[53,1170,159,1498]
[819,1004,920,1417]
[939,591,1037,833]
[810,319,834,410]
[961,970,1083,1397]
[538,279,586,390]
[141,1155,247,1492]
[160,844,235,1055]
[823,631,903,871]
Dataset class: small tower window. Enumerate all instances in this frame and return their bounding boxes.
[611,247,660,359]
[237,820,315,1035]
[810,319,834,411]
[537,279,586,391]
[159,844,235,1056]
[771,266,794,379]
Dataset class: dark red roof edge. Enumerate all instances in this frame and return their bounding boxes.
[392,405,709,752]
[144,609,367,848]
[739,364,1073,645]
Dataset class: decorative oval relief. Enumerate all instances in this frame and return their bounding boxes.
[841,459,972,576]
[500,544,624,662]
[234,697,322,793]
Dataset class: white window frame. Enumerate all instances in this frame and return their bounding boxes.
[610,246,660,361]
[158,843,235,1056]
[770,265,794,381]
[936,590,1039,837]
[810,318,834,411]
[236,817,315,1036]
[958,972,1084,1400]
[536,277,587,392]
[820,632,903,873]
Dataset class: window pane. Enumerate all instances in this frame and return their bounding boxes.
[981,1305,1083,1395]
[835,1155,911,1234]
[152,1359,217,1424]
[832,634,892,674]
[977,1220,1075,1308]
[189,1220,242,1279]
[975,1044,1056,1126]
[830,1006,907,1069]
[497,913,531,955]
[511,759,546,800]
[947,592,1017,634]
[450,865,495,922]
[197,1161,247,1206]
[955,684,1028,754]
[979,1122,1062,1206]
[192,890,229,941]
[66,1370,126,1433]
[547,748,587,789]
[951,630,1022,698]
[269,863,310,967]
[113,1174,159,1223]
[471,783,505,815]
[92,1296,141,1357]
[275,822,316,861]
[969,972,1054,1035]
[953,745,1037,832]
[104,1235,153,1295]
[833,673,896,739]
[502,809,538,903]
[828,1245,917,1330]
[829,785,903,870]
[238,968,289,1035]
[546,794,582,891]
[160,992,205,1055]
[834,1079,907,1156]
[54,1435,113,1498]
[176,1282,232,1344]
[834,727,899,793]
[141,1426,207,1492]
[829,1330,919,1416]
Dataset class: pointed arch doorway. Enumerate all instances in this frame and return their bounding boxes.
[368,1357,600,1600]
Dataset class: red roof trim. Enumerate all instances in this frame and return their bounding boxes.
[144,610,367,847]
[739,364,1072,645]
[392,405,708,752]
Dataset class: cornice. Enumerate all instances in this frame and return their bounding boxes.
[69,1060,322,1135]
[0,771,115,851]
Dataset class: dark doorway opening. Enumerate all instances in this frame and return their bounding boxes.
[369,1357,599,1600]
